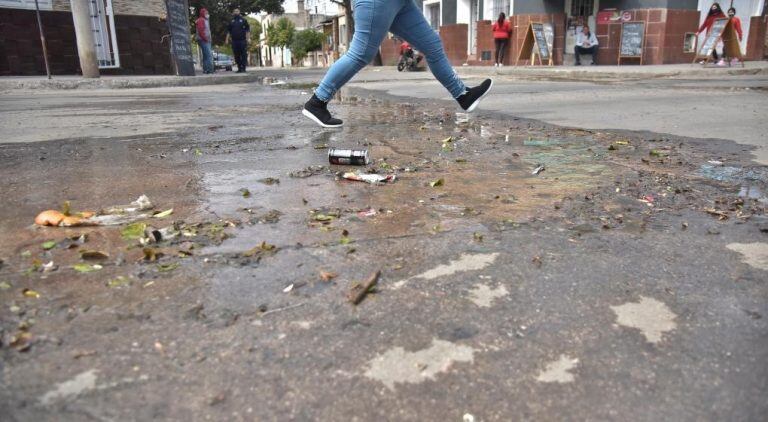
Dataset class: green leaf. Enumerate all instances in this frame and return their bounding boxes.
[153,208,174,218]
[0,281,11,290]
[194,148,203,156]
[72,263,102,273]
[157,262,180,273]
[106,276,131,288]
[121,222,147,240]
[42,241,57,250]
[20,250,31,258]
[240,188,251,198]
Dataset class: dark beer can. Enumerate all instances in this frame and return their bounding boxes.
[328,148,370,166]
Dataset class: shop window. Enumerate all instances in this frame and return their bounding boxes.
[0,0,52,10]
[571,0,594,17]
[427,3,440,30]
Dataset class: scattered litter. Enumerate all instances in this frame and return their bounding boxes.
[532,165,545,175]
[704,208,729,220]
[649,149,669,157]
[121,223,147,240]
[283,283,294,293]
[241,241,279,260]
[358,208,377,218]
[258,177,280,185]
[347,270,381,305]
[329,148,370,166]
[0,281,11,290]
[41,241,57,250]
[532,256,542,268]
[269,80,287,85]
[342,172,396,185]
[34,196,154,227]
[239,188,251,198]
[157,262,180,272]
[142,248,163,262]
[708,160,724,166]
[152,209,174,218]
[106,276,131,288]
[455,112,469,124]
[430,178,444,187]
[290,165,326,178]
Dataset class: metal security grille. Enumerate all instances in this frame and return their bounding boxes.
[492,0,509,18]
[571,0,594,16]
[88,0,120,68]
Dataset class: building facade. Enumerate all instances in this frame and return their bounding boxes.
[0,0,174,76]
[410,0,766,65]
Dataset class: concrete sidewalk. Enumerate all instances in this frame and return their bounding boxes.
[2,61,766,91]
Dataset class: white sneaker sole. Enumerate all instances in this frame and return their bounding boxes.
[302,109,343,128]
[465,79,494,113]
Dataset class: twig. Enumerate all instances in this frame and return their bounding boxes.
[261,302,305,316]
[347,270,381,305]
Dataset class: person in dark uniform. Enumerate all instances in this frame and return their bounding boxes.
[226,8,250,73]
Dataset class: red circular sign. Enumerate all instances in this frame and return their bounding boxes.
[621,11,632,21]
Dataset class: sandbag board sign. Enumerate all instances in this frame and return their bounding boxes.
[517,22,552,66]
[618,21,645,65]
[165,0,195,76]
[693,18,744,67]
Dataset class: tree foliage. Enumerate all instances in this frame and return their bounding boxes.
[246,17,263,53]
[189,0,283,45]
[267,17,295,49]
[290,29,324,63]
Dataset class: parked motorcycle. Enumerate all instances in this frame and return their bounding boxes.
[397,47,423,71]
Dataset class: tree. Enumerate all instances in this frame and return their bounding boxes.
[189,0,284,45]
[266,17,295,66]
[246,17,263,66]
[290,29,324,65]
[329,0,353,44]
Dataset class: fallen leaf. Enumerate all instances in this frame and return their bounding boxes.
[240,188,251,198]
[0,281,11,290]
[430,178,444,187]
[61,200,71,216]
[20,250,31,258]
[649,149,669,157]
[313,214,335,222]
[41,241,57,250]
[22,288,40,298]
[157,262,180,272]
[532,256,542,268]
[473,232,484,242]
[106,276,131,288]
[194,148,203,156]
[80,250,109,260]
[72,263,102,273]
[153,209,174,218]
[122,223,147,240]
[319,271,337,282]
[143,248,163,262]
[258,177,280,185]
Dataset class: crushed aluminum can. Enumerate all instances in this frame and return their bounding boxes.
[328,148,370,166]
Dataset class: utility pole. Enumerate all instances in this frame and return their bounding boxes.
[70,0,99,78]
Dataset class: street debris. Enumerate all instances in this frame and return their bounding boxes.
[347,270,381,305]
[532,164,545,175]
[23,288,40,298]
[34,195,154,227]
[319,271,338,282]
[41,241,57,250]
[649,149,669,158]
[241,241,279,261]
[72,263,102,273]
[152,209,174,218]
[329,148,370,165]
[342,172,396,185]
[239,188,251,198]
[704,208,729,220]
[79,250,109,261]
[283,283,294,293]
[358,208,377,218]
[289,165,326,178]
[532,256,543,268]
[430,178,444,187]
[258,177,280,185]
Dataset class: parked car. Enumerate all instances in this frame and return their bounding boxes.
[214,52,234,71]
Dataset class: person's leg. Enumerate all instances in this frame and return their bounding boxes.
[574,46,582,64]
[589,46,598,64]
[498,39,508,65]
[389,0,466,98]
[203,42,213,73]
[314,0,399,102]
[494,39,501,64]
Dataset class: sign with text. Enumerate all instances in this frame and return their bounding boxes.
[619,21,644,57]
[165,0,195,76]
[697,18,728,58]
[531,23,550,61]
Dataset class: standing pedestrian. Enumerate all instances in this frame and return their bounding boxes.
[226,8,250,73]
[697,2,726,63]
[492,13,511,67]
[196,8,214,74]
[302,0,492,128]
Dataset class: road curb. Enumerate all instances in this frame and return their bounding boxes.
[0,73,268,91]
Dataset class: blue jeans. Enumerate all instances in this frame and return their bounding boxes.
[315,0,466,101]
[200,41,213,73]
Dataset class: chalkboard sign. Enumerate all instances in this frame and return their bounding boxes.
[697,18,728,57]
[165,0,195,76]
[619,21,644,57]
[531,23,550,61]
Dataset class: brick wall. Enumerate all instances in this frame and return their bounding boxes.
[746,15,767,60]
[468,20,499,65]
[52,0,167,18]
[439,23,468,66]
[511,13,567,65]
[596,8,699,65]
[380,38,400,66]
[0,8,173,76]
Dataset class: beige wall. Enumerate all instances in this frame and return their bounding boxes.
[52,0,167,18]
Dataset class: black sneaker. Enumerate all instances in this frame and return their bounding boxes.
[457,79,493,112]
[302,94,343,128]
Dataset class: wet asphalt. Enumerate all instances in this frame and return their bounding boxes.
[0,72,766,421]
